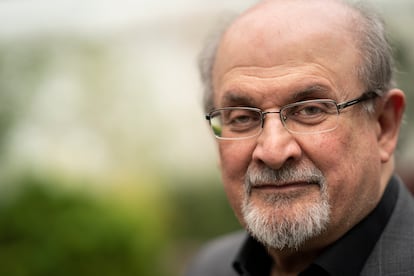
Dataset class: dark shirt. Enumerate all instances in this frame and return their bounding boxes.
[233,176,399,276]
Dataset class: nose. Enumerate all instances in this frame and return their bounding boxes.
[252,113,303,169]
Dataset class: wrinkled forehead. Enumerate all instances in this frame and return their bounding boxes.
[212,0,362,100]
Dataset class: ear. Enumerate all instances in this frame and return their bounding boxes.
[377,89,405,163]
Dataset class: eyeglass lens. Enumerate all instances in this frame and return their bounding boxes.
[209,100,340,139]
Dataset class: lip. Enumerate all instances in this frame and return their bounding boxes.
[251,181,318,191]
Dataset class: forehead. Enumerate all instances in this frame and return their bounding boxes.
[219,69,335,107]
[212,0,362,107]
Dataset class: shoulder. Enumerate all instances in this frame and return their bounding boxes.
[382,178,414,244]
[185,230,247,276]
[362,179,414,275]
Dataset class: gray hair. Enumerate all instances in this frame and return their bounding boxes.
[351,2,396,93]
[198,1,396,113]
[198,16,236,112]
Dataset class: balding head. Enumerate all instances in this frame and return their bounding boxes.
[200,0,394,112]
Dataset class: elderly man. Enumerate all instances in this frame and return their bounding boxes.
[186,0,413,275]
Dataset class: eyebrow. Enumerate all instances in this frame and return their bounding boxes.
[291,85,331,101]
[221,92,257,107]
[219,84,334,108]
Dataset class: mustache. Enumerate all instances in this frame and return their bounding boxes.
[245,164,326,194]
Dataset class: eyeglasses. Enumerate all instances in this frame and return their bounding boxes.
[205,91,378,140]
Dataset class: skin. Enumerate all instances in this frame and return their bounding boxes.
[211,0,405,275]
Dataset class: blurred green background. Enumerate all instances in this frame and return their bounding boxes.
[0,1,412,275]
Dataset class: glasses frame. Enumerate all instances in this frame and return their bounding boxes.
[205,91,379,140]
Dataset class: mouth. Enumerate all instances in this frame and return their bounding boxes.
[251,181,320,192]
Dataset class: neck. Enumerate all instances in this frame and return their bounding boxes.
[268,247,321,276]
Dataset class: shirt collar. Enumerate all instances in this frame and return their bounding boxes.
[233,234,272,276]
[310,175,399,275]
[233,175,399,276]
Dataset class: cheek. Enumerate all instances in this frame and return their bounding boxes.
[298,131,361,198]
[305,127,382,223]
[298,133,343,171]
[218,141,255,220]
[304,123,379,178]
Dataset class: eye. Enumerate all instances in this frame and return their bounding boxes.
[296,102,335,115]
[225,110,259,124]
[284,101,337,124]
[298,104,325,115]
[222,109,261,131]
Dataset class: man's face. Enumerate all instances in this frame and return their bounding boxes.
[212,1,386,250]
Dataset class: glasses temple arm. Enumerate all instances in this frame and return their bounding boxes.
[337,91,379,111]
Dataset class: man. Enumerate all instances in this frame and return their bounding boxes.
[186,0,413,275]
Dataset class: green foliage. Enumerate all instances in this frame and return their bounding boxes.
[0,172,242,276]
[168,181,240,241]
[0,175,168,276]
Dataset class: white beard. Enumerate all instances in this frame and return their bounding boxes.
[242,164,331,250]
